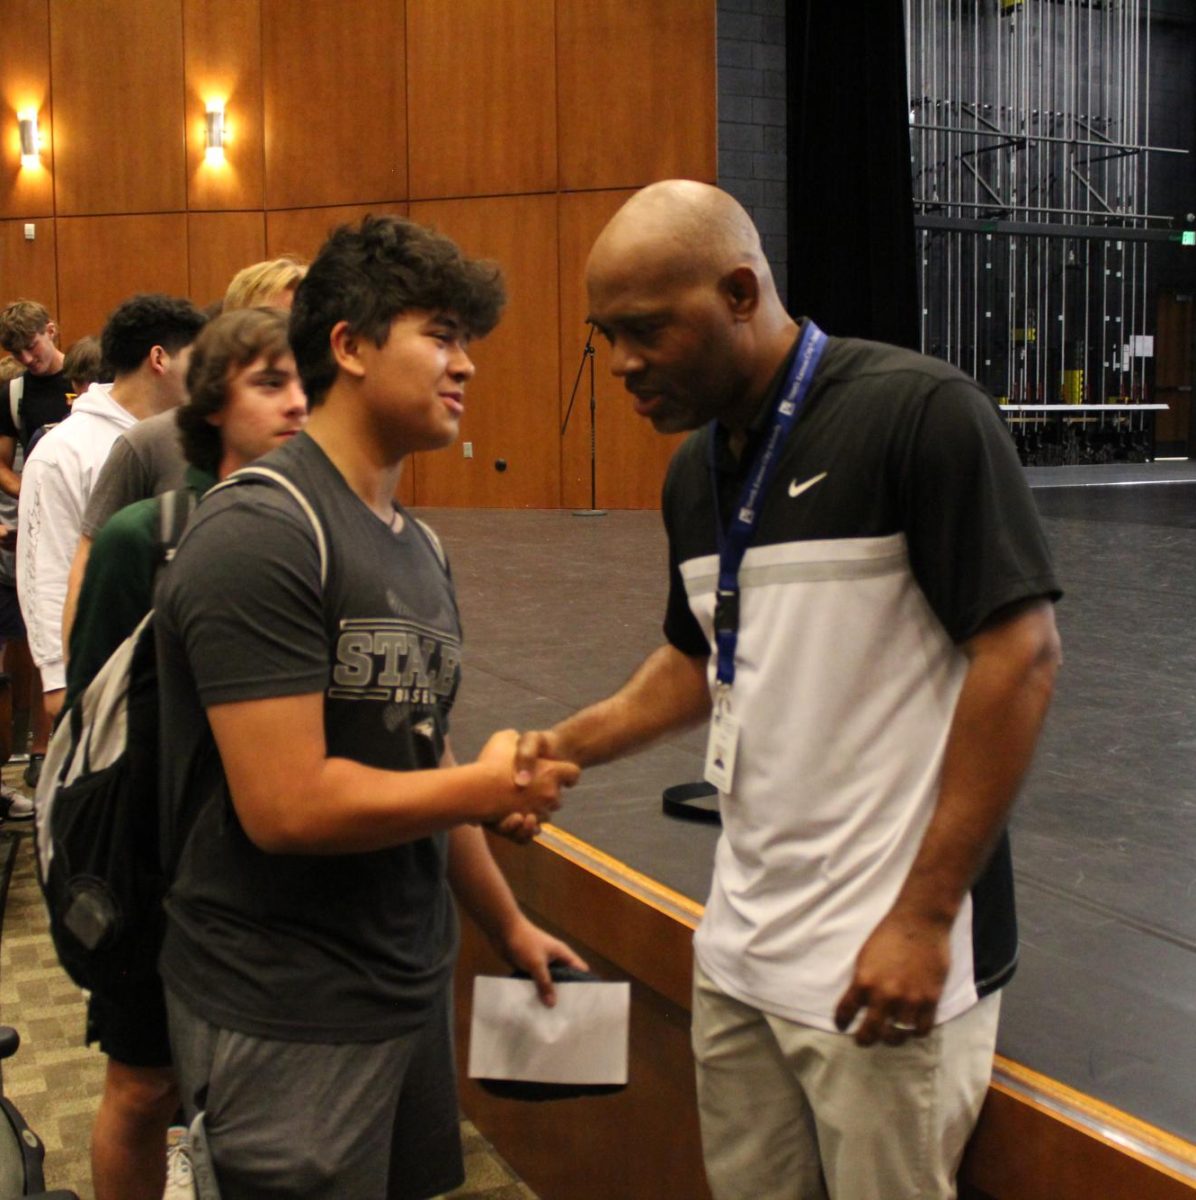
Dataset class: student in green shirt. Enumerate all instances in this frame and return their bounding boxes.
[67,305,307,1200]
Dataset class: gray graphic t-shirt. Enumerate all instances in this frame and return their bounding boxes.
[156,433,461,1042]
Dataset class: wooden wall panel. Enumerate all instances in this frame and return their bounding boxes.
[963,1061,1196,1200]
[456,910,713,1200]
[50,0,187,216]
[0,0,54,219]
[407,0,556,200]
[0,218,58,317]
[56,213,189,344]
[557,0,717,191]
[456,827,712,1200]
[0,0,720,511]
[262,0,406,210]
[410,194,560,508]
[265,203,408,263]
[184,0,264,210]
[187,211,266,308]
[558,189,684,509]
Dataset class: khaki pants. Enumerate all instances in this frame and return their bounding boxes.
[692,963,1000,1200]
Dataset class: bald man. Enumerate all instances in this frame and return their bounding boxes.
[518,181,1062,1200]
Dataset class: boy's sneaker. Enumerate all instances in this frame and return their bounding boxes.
[0,782,33,822]
[164,1125,196,1200]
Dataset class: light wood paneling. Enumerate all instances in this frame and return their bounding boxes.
[558,189,684,509]
[407,0,556,200]
[963,1060,1196,1200]
[0,0,719,513]
[0,218,58,317]
[187,211,266,308]
[262,0,406,210]
[557,0,717,191]
[56,213,189,344]
[0,0,54,219]
[50,0,187,216]
[265,203,408,263]
[410,194,560,508]
[456,827,711,1199]
[456,913,713,1200]
[184,0,264,210]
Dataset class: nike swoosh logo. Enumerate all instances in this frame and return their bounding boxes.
[788,472,827,499]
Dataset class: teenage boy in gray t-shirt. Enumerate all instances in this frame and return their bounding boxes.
[155,216,583,1200]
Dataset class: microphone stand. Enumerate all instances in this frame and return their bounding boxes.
[560,323,606,516]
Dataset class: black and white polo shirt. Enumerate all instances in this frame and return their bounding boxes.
[663,333,1060,1031]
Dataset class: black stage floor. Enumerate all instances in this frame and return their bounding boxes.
[423,463,1196,1146]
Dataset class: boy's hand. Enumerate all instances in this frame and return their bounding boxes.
[500,917,589,1006]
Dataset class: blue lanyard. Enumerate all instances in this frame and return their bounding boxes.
[708,320,827,689]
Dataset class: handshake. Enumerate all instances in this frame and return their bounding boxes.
[476,727,578,844]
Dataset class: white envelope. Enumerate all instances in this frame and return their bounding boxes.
[467,975,630,1085]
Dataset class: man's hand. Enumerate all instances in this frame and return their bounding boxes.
[500,915,590,1007]
[833,909,951,1047]
[476,728,579,826]
[493,729,574,843]
[0,524,16,552]
[513,728,570,783]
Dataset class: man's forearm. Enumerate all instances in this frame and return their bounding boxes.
[891,600,1061,926]
[834,600,1062,1043]
[551,643,711,767]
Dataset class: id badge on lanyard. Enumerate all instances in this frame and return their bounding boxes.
[703,320,828,792]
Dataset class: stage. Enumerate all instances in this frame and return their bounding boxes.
[422,462,1196,1190]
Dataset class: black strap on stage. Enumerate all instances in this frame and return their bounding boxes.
[662,781,721,824]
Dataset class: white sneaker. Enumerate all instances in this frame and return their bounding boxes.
[163,1125,197,1200]
[0,782,33,822]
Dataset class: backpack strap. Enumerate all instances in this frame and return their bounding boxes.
[157,488,198,564]
[413,516,448,571]
[205,465,328,587]
[8,375,23,432]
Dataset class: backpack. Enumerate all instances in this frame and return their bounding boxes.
[33,466,327,998]
[7,374,22,431]
[8,373,55,455]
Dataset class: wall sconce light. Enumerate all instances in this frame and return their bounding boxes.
[18,110,40,168]
[204,100,226,164]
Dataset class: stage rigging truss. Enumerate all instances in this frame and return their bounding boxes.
[905,0,1189,462]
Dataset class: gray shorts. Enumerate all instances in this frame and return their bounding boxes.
[165,986,464,1200]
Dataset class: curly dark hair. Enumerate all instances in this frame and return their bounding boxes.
[100,293,206,376]
[178,307,292,475]
[289,214,506,406]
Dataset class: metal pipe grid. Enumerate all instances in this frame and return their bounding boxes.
[905,0,1184,437]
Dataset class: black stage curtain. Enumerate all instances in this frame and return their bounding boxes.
[786,1,918,349]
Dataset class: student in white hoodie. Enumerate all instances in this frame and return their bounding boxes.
[17,294,206,727]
